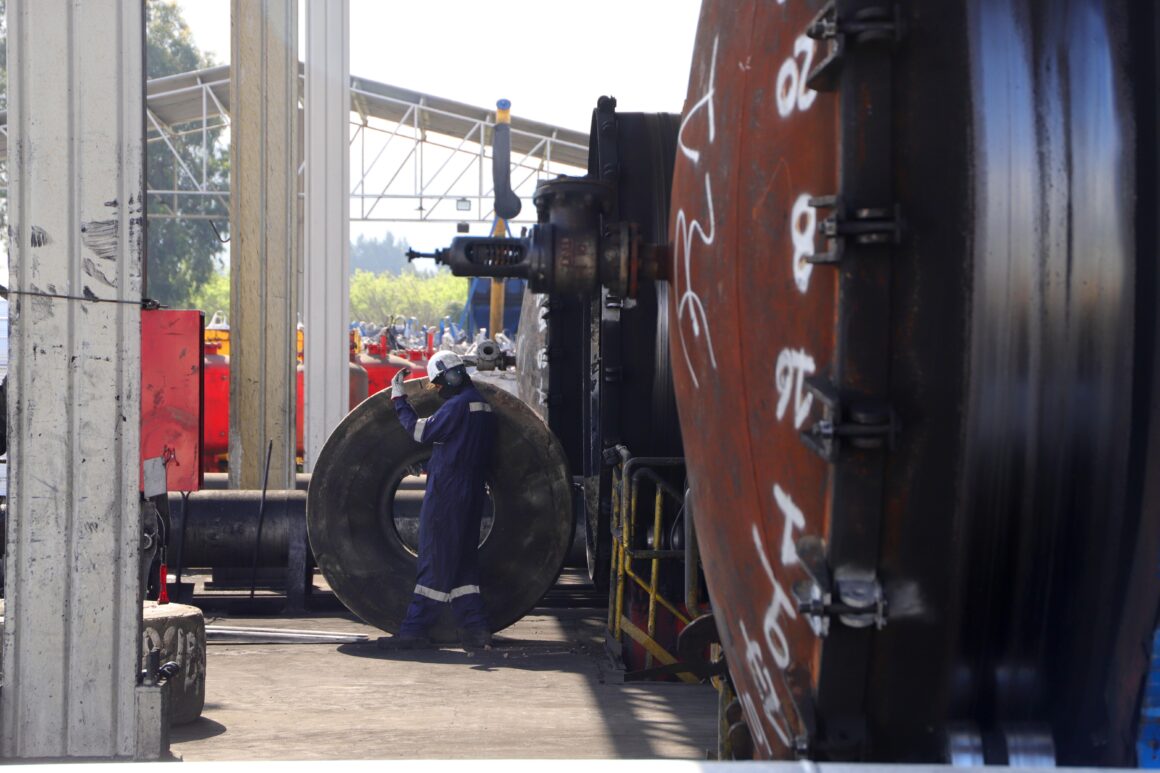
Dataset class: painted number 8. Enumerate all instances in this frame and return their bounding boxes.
[791,193,816,294]
[776,35,818,118]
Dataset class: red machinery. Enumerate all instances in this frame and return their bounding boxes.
[357,332,430,398]
[140,309,204,491]
[202,340,229,472]
[294,356,369,456]
[199,326,396,472]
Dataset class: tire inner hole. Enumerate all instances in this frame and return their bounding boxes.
[382,459,496,557]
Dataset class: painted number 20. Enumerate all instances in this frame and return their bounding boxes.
[776,35,818,118]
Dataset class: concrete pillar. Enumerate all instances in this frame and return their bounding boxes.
[303,0,351,470]
[229,0,299,489]
[2,0,149,758]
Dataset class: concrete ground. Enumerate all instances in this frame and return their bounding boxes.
[169,607,719,761]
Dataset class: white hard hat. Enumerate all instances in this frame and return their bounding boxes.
[427,350,465,382]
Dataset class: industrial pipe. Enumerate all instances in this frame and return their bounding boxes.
[167,489,424,569]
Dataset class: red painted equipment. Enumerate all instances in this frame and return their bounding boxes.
[201,325,373,471]
[202,342,229,472]
[294,358,369,458]
[359,335,409,397]
[157,562,170,605]
[140,309,204,492]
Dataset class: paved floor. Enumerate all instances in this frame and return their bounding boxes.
[170,607,719,761]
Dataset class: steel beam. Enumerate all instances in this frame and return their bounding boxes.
[2,0,150,758]
[303,0,351,470]
[229,0,299,489]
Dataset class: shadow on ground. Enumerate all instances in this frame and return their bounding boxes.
[336,637,607,677]
[170,717,227,743]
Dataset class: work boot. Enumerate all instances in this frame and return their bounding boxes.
[460,628,492,650]
[375,633,432,651]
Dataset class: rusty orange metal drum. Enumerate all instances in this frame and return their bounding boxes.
[670,0,1159,764]
[670,0,837,759]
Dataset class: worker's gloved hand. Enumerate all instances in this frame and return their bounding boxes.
[391,368,410,399]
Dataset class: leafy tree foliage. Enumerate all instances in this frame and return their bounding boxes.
[0,2,224,306]
[145,0,228,309]
[350,233,411,275]
[187,270,230,321]
[350,267,467,327]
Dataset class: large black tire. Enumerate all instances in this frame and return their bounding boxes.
[307,382,573,642]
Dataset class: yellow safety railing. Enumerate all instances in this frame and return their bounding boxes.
[607,453,700,683]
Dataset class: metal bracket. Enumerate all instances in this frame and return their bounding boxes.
[805,2,903,92]
[792,535,833,637]
[798,375,898,462]
[807,195,903,265]
[797,567,888,631]
[592,95,621,187]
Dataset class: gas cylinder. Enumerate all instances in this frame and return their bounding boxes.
[204,311,230,356]
[348,328,369,409]
[295,357,370,458]
[358,337,397,397]
[201,342,229,472]
[348,354,369,409]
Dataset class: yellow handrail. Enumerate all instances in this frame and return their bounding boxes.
[607,456,697,683]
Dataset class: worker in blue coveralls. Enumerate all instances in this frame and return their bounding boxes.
[377,350,496,651]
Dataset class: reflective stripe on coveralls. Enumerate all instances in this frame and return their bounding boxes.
[412,403,491,443]
[414,583,481,602]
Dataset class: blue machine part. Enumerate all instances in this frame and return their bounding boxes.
[1138,627,1160,767]
[460,276,525,340]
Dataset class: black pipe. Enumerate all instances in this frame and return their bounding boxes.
[249,441,275,599]
[201,472,427,492]
[202,472,313,491]
[167,489,424,568]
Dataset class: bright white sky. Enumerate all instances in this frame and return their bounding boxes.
[178,0,702,132]
[175,0,703,251]
[0,4,701,291]
[177,0,700,132]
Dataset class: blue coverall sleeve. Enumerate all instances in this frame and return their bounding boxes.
[393,396,420,436]
[393,396,464,444]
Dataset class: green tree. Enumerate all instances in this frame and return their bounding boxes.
[145,0,229,309]
[349,267,467,327]
[187,270,230,321]
[351,233,411,275]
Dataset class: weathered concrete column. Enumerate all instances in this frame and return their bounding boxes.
[2,0,149,758]
[229,0,299,489]
[303,0,350,471]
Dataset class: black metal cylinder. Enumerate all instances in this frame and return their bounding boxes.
[201,473,312,491]
[169,489,423,568]
[199,472,426,493]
